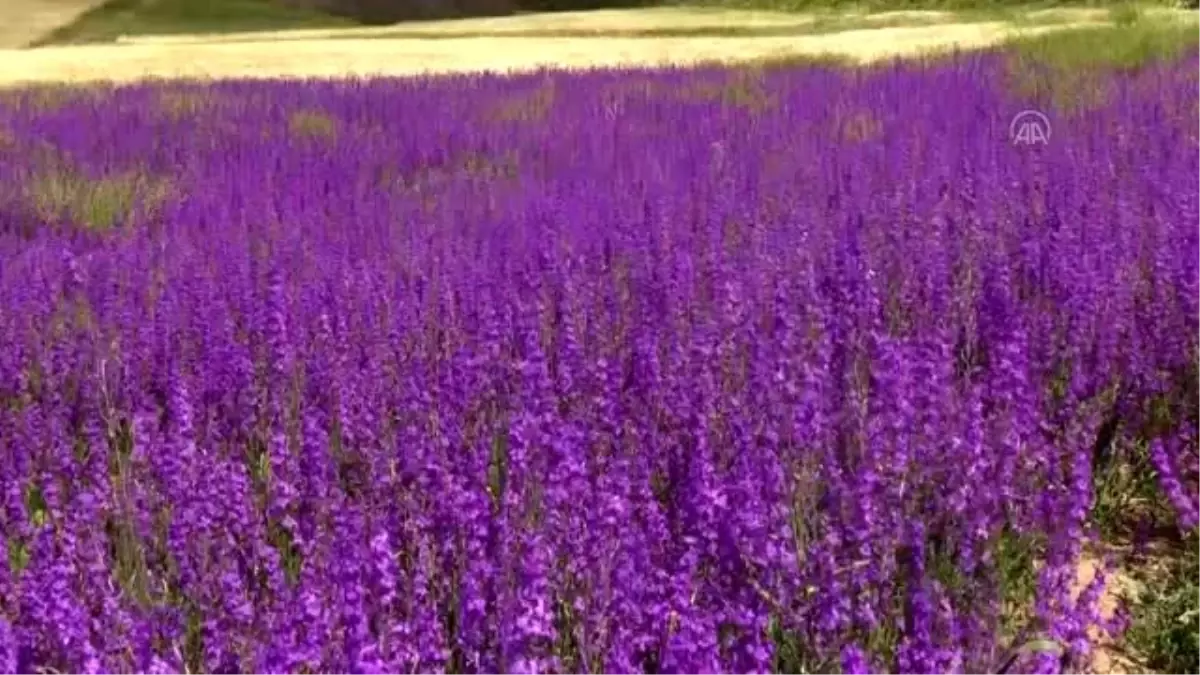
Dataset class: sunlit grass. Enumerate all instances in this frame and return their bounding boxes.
[27,166,173,231]
[1003,16,1199,112]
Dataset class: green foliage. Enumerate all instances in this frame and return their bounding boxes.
[1090,437,1171,540]
[1002,17,1200,112]
[1005,14,1199,71]
[1109,1,1144,24]
[670,0,1180,13]
[1124,531,1200,673]
[993,529,1042,639]
[27,166,173,231]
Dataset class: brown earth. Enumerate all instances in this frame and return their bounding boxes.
[0,0,109,48]
[1074,554,1148,675]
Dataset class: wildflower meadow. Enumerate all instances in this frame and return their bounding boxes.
[0,48,1196,673]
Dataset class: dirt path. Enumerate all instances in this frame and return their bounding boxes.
[1074,554,1150,675]
[0,0,109,48]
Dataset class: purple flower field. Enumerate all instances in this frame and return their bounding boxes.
[0,51,1196,674]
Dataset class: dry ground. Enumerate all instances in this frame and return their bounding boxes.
[112,6,830,44]
[0,0,109,48]
[1,4,1194,86]
[1074,554,1149,675]
[105,5,1190,45]
[0,19,1119,86]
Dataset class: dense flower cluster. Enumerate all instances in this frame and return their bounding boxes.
[0,51,1196,674]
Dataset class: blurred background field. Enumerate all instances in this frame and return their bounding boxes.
[0,1,1195,85]
[8,0,1197,46]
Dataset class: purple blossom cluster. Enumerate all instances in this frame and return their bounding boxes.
[0,51,1196,674]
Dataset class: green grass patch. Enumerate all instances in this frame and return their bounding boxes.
[670,0,1187,12]
[1002,16,1200,112]
[32,0,356,46]
[1123,531,1200,673]
[1006,13,1199,69]
[26,166,173,231]
[1108,1,1145,24]
[1091,437,1172,541]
